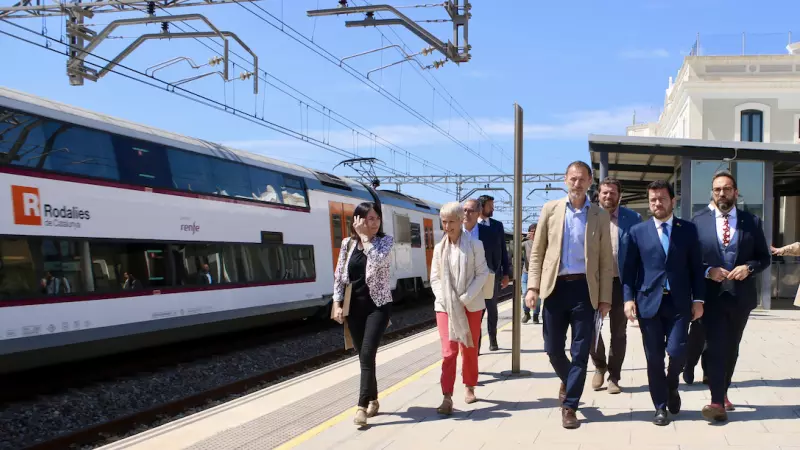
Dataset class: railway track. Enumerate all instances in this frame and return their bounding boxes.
[18,289,512,450]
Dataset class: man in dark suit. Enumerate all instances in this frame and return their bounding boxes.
[591,178,642,394]
[476,195,511,351]
[623,180,705,426]
[690,170,771,422]
[462,198,507,351]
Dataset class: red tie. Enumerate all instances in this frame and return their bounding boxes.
[722,214,731,247]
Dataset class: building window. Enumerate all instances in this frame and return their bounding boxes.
[740,110,763,142]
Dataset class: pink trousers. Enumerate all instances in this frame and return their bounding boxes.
[436,309,483,395]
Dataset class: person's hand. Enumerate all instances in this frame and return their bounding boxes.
[332,303,344,324]
[525,289,539,310]
[708,267,729,282]
[598,302,611,319]
[501,275,509,289]
[727,265,750,281]
[353,216,370,241]
[624,301,637,322]
[771,245,783,256]
[692,302,704,321]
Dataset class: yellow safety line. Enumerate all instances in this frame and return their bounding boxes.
[275,305,515,450]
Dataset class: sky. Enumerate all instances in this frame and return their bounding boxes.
[2,0,800,226]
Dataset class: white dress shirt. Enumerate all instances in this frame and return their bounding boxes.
[653,214,703,303]
[463,223,480,240]
[714,206,738,246]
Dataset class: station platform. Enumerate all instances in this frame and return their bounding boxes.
[101,301,800,450]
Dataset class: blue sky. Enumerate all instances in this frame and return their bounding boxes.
[2,0,799,225]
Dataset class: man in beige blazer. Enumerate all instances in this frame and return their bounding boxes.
[525,160,614,429]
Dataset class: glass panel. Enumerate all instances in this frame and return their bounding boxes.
[741,113,751,142]
[0,239,38,301]
[280,175,309,208]
[45,125,119,180]
[332,214,343,243]
[731,161,765,218]
[410,223,422,248]
[751,113,763,142]
[167,149,216,194]
[248,167,283,203]
[212,160,251,198]
[691,160,730,216]
[112,135,171,188]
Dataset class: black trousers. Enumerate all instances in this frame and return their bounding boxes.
[590,278,626,382]
[685,319,708,378]
[542,277,594,410]
[704,293,751,404]
[480,276,501,346]
[347,301,391,407]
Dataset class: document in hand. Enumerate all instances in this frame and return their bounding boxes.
[593,310,604,352]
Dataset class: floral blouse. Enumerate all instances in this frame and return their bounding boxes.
[333,235,394,307]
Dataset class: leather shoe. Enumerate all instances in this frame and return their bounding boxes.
[558,382,567,403]
[489,338,499,351]
[667,389,681,415]
[591,369,606,391]
[702,403,728,422]
[683,369,694,385]
[653,408,669,426]
[561,407,579,429]
[724,397,735,411]
[607,380,621,394]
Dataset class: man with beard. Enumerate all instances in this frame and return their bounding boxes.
[477,194,510,351]
[590,178,642,394]
[622,180,705,426]
[525,161,613,429]
[689,171,770,422]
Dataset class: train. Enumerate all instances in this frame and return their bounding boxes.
[0,87,514,373]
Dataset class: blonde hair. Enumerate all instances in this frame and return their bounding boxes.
[439,201,464,221]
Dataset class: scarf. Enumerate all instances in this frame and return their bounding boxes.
[439,233,473,347]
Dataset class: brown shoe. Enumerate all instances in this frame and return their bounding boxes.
[701,403,728,422]
[465,386,477,404]
[558,382,567,403]
[366,400,379,417]
[561,407,579,429]
[592,369,606,390]
[607,379,622,394]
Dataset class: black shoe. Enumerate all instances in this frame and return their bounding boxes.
[522,312,530,323]
[668,389,681,415]
[533,315,540,324]
[683,369,694,385]
[653,408,669,426]
[489,340,499,351]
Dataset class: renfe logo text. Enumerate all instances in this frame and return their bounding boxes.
[181,222,200,234]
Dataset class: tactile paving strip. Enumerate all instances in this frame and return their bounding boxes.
[187,309,513,450]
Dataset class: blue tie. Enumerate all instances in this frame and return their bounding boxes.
[661,222,670,291]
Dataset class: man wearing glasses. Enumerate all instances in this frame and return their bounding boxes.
[689,170,771,422]
[462,198,505,351]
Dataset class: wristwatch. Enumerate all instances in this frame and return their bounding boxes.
[747,264,754,273]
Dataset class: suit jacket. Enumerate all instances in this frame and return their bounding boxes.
[622,217,705,319]
[480,217,511,278]
[476,223,504,299]
[691,207,771,311]
[613,206,643,284]
[527,196,613,310]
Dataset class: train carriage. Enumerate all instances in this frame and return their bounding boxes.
[0,87,441,372]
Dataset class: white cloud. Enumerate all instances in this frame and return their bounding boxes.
[618,49,670,59]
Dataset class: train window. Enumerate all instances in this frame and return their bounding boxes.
[281,175,309,208]
[410,222,422,248]
[212,159,252,199]
[0,239,38,300]
[248,167,283,203]
[394,214,412,244]
[112,135,171,188]
[167,149,216,194]
[332,214,343,243]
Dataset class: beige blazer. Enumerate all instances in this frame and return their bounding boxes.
[775,242,800,307]
[527,196,613,309]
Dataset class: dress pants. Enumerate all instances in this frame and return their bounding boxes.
[684,319,708,379]
[590,277,626,382]
[436,309,483,394]
[704,292,751,404]
[638,295,690,411]
[348,301,392,408]
[480,276,501,347]
[542,277,594,410]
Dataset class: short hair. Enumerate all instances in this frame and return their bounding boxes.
[647,180,675,199]
[439,201,464,221]
[478,195,494,207]
[528,223,537,232]
[599,177,622,194]
[463,198,480,211]
[566,160,592,177]
[712,170,738,190]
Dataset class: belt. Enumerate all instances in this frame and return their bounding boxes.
[557,273,586,282]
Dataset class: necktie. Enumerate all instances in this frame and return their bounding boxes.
[722,214,731,247]
[661,222,671,291]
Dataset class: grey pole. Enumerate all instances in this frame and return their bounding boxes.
[503,103,530,377]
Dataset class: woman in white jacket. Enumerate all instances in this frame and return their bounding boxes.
[430,201,491,415]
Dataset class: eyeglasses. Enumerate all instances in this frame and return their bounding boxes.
[712,187,734,195]
[463,209,477,214]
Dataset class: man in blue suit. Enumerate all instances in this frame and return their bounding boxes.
[477,195,511,351]
[622,180,705,426]
[462,197,508,352]
[590,178,642,394]
[690,171,771,422]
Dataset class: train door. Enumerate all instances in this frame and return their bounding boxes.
[328,201,356,271]
[423,218,434,278]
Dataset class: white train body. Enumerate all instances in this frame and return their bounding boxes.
[0,87,442,371]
